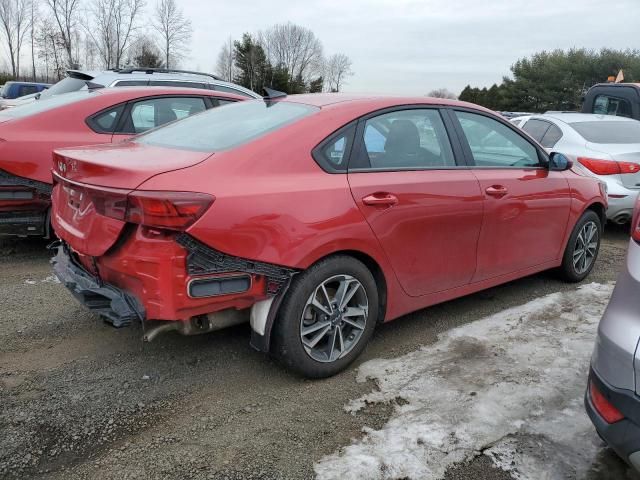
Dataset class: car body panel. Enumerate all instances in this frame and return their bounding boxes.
[50,94,606,334]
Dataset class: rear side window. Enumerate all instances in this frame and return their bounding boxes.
[522,119,550,142]
[312,124,356,172]
[455,111,540,167]
[88,105,125,133]
[18,85,39,97]
[149,80,207,89]
[213,84,255,98]
[593,95,632,118]
[540,124,563,148]
[120,97,207,134]
[352,109,455,170]
[136,100,318,151]
[571,121,640,144]
[114,80,149,87]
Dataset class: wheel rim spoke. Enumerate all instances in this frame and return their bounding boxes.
[573,221,598,274]
[300,273,369,364]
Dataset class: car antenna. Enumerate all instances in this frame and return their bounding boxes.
[263,87,287,105]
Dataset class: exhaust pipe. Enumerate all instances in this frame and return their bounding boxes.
[143,308,249,342]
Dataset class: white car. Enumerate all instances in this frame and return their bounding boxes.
[515,113,640,224]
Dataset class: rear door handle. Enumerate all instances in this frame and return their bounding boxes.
[485,185,508,198]
[362,193,398,207]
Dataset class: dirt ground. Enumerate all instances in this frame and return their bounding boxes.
[0,225,637,480]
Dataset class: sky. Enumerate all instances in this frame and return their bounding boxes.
[181,0,640,95]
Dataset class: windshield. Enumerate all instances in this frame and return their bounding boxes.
[40,76,90,98]
[136,100,319,152]
[571,121,640,144]
[1,91,91,118]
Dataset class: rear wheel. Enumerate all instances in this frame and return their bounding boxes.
[559,210,601,282]
[272,256,378,378]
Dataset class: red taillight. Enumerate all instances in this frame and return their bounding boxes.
[590,380,624,423]
[632,195,640,242]
[126,191,213,230]
[578,157,640,175]
[82,185,213,231]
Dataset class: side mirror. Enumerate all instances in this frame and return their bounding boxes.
[549,152,573,171]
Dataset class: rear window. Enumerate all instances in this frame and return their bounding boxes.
[41,76,90,97]
[136,100,319,151]
[570,121,640,144]
[1,91,91,118]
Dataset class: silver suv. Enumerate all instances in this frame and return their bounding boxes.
[586,199,640,471]
[0,68,260,109]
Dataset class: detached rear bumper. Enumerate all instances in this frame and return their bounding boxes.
[51,243,144,327]
[0,169,52,236]
[0,210,48,236]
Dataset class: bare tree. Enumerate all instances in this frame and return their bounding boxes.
[152,0,191,69]
[44,0,81,67]
[29,0,38,79]
[0,0,31,77]
[85,0,144,69]
[215,36,235,82]
[260,22,323,89]
[36,16,64,79]
[428,88,457,99]
[324,53,352,92]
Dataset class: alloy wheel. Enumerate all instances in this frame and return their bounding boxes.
[573,220,599,275]
[299,274,369,363]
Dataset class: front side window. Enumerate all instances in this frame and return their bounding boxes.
[593,94,632,118]
[19,85,39,97]
[136,100,318,152]
[455,111,540,168]
[120,97,206,134]
[114,80,149,87]
[354,109,455,170]
[149,80,207,89]
[213,84,255,98]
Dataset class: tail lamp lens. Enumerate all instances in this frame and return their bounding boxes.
[578,157,640,175]
[87,187,213,230]
[590,380,624,424]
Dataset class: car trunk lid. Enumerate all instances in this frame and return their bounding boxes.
[52,143,213,256]
[586,142,640,189]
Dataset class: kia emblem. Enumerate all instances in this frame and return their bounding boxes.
[58,161,66,174]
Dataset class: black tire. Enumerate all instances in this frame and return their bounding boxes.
[559,210,602,282]
[271,255,379,378]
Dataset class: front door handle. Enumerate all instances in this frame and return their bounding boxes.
[485,185,508,198]
[362,192,398,207]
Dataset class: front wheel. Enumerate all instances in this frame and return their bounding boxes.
[559,210,602,282]
[272,256,378,378]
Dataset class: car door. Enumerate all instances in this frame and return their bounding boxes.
[449,109,571,281]
[346,107,484,297]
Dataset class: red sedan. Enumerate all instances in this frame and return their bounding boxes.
[0,87,243,237]
[50,94,606,377]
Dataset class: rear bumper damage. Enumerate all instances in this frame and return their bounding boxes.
[0,169,51,237]
[51,243,144,327]
[52,232,297,350]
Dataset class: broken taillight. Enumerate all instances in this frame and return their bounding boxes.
[590,380,624,424]
[58,175,213,231]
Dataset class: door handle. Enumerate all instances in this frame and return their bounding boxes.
[485,185,508,198]
[362,193,399,207]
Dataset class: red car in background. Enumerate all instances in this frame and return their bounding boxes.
[0,87,243,237]
[51,94,606,377]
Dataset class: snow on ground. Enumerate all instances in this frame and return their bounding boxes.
[315,283,616,480]
[24,275,60,285]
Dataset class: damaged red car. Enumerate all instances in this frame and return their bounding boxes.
[0,86,242,237]
[51,94,606,377]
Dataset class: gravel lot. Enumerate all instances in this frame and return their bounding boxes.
[0,225,638,480]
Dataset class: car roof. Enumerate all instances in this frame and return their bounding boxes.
[89,86,246,101]
[68,69,261,98]
[534,112,638,124]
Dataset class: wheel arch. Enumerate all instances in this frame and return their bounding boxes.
[250,248,389,354]
[585,201,606,227]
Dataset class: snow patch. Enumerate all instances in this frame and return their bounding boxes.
[315,283,615,480]
[24,275,60,285]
